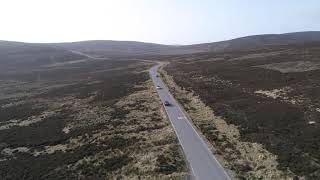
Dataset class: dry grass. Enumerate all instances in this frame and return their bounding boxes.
[159,65,297,179]
[0,59,188,179]
[256,61,320,73]
[0,79,189,179]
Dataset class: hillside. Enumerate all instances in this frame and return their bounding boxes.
[162,42,320,179]
[0,53,188,180]
[48,40,173,57]
[0,41,85,71]
[48,31,320,56]
[1,31,320,59]
[177,31,320,53]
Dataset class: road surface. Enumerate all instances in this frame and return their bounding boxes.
[70,50,109,60]
[150,63,231,180]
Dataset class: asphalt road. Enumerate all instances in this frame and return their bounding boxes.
[150,63,231,180]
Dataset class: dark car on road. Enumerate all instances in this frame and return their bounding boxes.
[164,101,170,106]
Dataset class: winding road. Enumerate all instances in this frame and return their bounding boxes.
[150,63,231,180]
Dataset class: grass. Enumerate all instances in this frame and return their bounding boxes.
[0,54,188,179]
[160,43,320,179]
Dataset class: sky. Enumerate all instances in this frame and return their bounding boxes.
[1,0,320,45]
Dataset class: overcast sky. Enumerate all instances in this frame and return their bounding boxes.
[1,0,320,45]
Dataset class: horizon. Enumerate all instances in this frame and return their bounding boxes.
[2,30,320,46]
[1,0,320,45]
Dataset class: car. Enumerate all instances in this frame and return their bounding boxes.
[156,85,162,89]
[164,101,170,106]
[156,75,159,77]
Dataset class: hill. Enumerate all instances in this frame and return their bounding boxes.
[1,31,320,59]
[45,31,320,56]
[48,40,173,57]
[177,31,320,53]
[0,41,85,71]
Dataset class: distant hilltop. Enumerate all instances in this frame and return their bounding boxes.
[1,31,320,57]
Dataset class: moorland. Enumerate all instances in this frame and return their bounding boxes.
[0,46,188,179]
[162,43,320,179]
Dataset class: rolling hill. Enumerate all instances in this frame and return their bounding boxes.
[0,40,85,71]
[48,40,173,57]
[47,31,320,56]
[1,31,320,63]
[175,31,320,53]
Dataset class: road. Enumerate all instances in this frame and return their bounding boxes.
[70,50,110,60]
[150,63,231,180]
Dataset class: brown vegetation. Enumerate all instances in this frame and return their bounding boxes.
[0,56,188,179]
[161,43,320,179]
